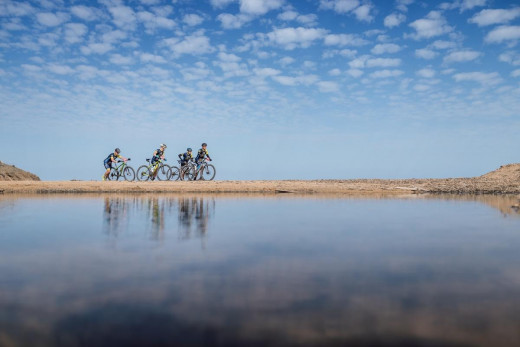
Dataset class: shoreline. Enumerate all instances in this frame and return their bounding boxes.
[0,178,519,195]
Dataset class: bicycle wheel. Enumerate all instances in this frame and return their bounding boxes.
[201,164,216,181]
[180,166,192,181]
[107,168,120,181]
[169,166,180,181]
[137,165,151,181]
[156,164,171,181]
[123,166,135,181]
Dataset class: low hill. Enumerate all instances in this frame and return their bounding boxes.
[0,161,40,181]
[480,163,520,181]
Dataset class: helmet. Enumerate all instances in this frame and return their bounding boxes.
[160,143,167,148]
[201,143,207,147]
[187,148,192,152]
[115,148,121,154]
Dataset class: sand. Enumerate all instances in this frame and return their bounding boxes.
[0,164,518,195]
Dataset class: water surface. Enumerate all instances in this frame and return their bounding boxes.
[0,194,519,347]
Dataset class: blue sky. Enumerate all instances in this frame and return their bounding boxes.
[0,0,519,180]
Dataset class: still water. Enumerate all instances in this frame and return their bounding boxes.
[0,194,519,347]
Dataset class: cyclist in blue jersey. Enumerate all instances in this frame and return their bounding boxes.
[103,148,128,181]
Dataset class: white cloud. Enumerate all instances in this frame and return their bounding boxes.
[278,11,317,26]
[21,64,42,72]
[415,48,437,59]
[137,11,176,32]
[80,42,113,55]
[64,23,88,44]
[317,81,340,92]
[210,0,235,8]
[140,53,167,63]
[162,32,214,56]
[254,67,281,76]
[443,50,481,63]
[371,43,401,54]
[47,64,75,75]
[430,40,456,50]
[279,56,295,65]
[347,68,363,78]
[323,33,368,46]
[512,69,520,77]
[267,27,327,49]
[409,11,452,40]
[70,6,99,21]
[460,0,487,12]
[366,58,401,68]
[416,68,435,78]
[499,51,520,66]
[36,12,69,27]
[384,13,406,28]
[108,6,137,30]
[469,8,520,26]
[320,0,360,13]
[453,71,502,85]
[328,68,341,76]
[355,5,373,22]
[413,84,430,92]
[217,13,252,29]
[396,0,414,12]
[239,0,284,15]
[272,74,318,86]
[485,25,520,43]
[110,54,134,65]
[0,1,34,16]
[369,69,403,78]
[183,14,204,26]
[218,52,241,62]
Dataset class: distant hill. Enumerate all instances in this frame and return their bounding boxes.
[0,161,40,181]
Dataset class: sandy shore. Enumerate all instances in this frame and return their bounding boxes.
[0,177,519,195]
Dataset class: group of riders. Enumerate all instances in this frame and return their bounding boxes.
[103,143,212,181]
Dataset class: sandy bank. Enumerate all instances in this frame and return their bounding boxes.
[0,177,518,195]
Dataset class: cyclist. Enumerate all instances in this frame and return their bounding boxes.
[178,148,193,167]
[150,144,167,180]
[103,148,128,181]
[194,143,212,180]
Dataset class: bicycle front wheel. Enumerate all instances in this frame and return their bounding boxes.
[137,165,150,181]
[156,164,171,181]
[201,164,216,181]
[123,166,135,181]
[180,166,192,181]
[169,166,180,181]
[107,168,120,181]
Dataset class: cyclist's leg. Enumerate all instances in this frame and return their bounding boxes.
[103,162,111,180]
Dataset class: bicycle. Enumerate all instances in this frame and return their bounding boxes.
[168,161,181,181]
[188,158,216,181]
[107,159,135,181]
[136,158,171,181]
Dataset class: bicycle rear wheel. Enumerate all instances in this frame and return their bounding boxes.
[156,164,171,181]
[123,166,135,181]
[107,168,120,181]
[169,166,180,181]
[137,165,150,181]
[201,164,216,181]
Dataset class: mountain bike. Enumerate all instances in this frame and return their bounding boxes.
[108,159,135,181]
[190,159,216,181]
[136,158,171,181]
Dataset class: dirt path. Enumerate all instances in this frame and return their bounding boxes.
[0,177,518,195]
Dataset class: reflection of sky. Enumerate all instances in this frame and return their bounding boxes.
[0,195,520,346]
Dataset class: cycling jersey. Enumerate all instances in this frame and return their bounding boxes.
[178,152,193,165]
[152,148,164,164]
[104,153,120,168]
[196,148,210,162]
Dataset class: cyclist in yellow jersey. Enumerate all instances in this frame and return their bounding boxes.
[103,148,128,181]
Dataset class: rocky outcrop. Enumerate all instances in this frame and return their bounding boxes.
[0,161,40,181]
